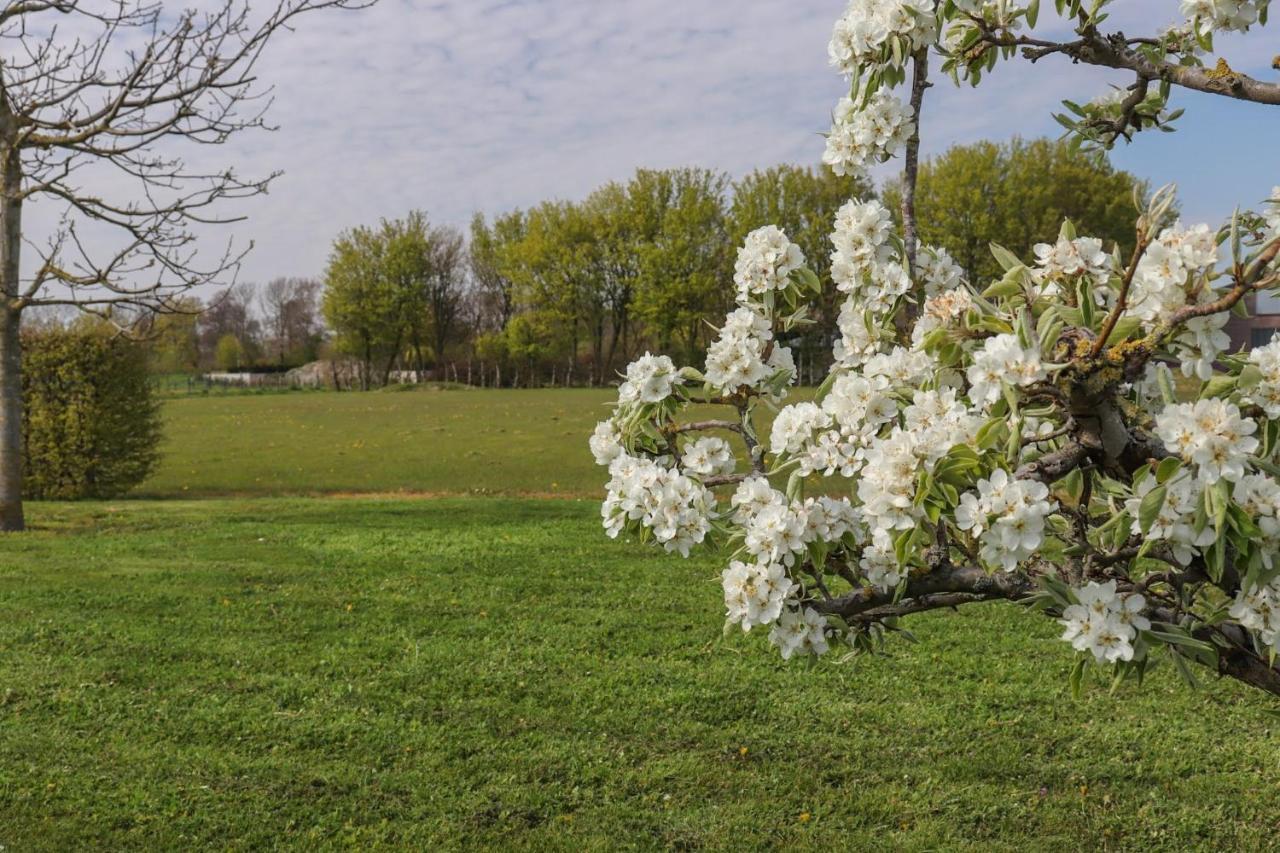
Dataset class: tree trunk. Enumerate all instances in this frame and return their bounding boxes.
[0,144,24,532]
[0,305,23,531]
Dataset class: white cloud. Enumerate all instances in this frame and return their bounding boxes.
[18,0,1280,288]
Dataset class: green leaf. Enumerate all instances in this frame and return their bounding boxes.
[1137,484,1167,534]
[989,242,1023,272]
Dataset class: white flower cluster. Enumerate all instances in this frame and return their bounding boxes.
[734,225,805,303]
[822,92,915,178]
[722,478,859,654]
[917,245,964,295]
[769,606,831,659]
[1233,473,1280,565]
[590,420,624,466]
[1060,580,1150,663]
[769,401,831,457]
[955,469,1056,572]
[966,333,1046,408]
[601,455,715,557]
[1181,0,1263,36]
[830,199,906,314]
[912,286,974,345]
[1245,339,1280,418]
[1128,223,1226,379]
[723,560,795,631]
[1230,577,1280,655]
[681,436,735,478]
[828,0,937,76]
[1033,235,1111,290]
[1154,399,1259,484]
[618,352,677,406]
[704,307,792,395]
[1125,470,1215,565]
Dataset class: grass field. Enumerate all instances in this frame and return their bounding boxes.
[3,388,1280,848]
[141,387,619,498]
[2,497,1279,850]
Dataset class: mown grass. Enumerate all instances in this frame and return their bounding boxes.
[141,388,620,498]
[2,498,1279,850]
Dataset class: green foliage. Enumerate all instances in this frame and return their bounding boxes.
[1,497,1278,848]
[884,137,1147,284]
[322,211,465,386]
[214,333,247,370]
[627,167,733,363]
[21,323,162,499]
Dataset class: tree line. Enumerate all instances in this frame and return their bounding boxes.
[141,138,1146,389]
[320,138,1145,388]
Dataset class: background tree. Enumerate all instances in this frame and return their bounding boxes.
[198,283,260,369]
[629,168,732,364]
[141,298,202,374]
[0,0,360,530]
[259,278,323,368]
[420,223,466,370]
[469,211,525,334]
[884,138,1145,284]
[322,224,400,390]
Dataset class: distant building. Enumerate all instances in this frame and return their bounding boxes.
[1226,293,1280,351]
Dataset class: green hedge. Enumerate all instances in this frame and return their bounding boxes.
[22,324,162,499]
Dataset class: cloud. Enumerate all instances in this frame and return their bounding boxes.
[19,1,1280,287]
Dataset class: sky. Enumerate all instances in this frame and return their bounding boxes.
[21,0,1280,287]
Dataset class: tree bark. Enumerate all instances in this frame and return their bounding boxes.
[900,49,930,278]
[0,140,25,531]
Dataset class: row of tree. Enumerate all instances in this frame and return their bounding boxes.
[319,138,1147,388]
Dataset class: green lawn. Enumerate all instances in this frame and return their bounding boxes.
[2,498,1279,849]
[142,387,619,498]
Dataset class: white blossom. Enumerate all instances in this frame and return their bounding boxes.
[734,225,805,303]
[1181,0,1263,36]
[966,333,1045,408]
[723,560,796,631]
[1060,580,1150,663]
[1230,577,1280,655]
[828,0,937,77]
[1033,235,1111,290]
[1125,470,1215,565]
[917,245,964,295]
[1154,399,1259,484]
[822,92,915,177]
[730,476,784,525]
[601,454,715,557]
[954,469,1056,572]
[769,402,832,457]
[589,420,624,467]
[769,606,831,659]
[705,307,774,394]
[618,352,677,405]
[1244,338,1280,418]
[681,436,736,478]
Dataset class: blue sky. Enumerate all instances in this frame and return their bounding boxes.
[29,0,1280,286]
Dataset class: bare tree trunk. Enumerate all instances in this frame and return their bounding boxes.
[0,145,25,532]
[0,305,23,532]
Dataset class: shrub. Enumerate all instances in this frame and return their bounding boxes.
[22,324,163,499]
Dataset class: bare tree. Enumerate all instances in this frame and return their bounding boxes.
[259,275,320,366]
[0,0,365,530]
[197,281,257,366]
[423,224,464,368]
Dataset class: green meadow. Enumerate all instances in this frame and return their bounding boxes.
[1,388,1278,850]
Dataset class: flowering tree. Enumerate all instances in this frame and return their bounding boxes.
[591,0,1280,696]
